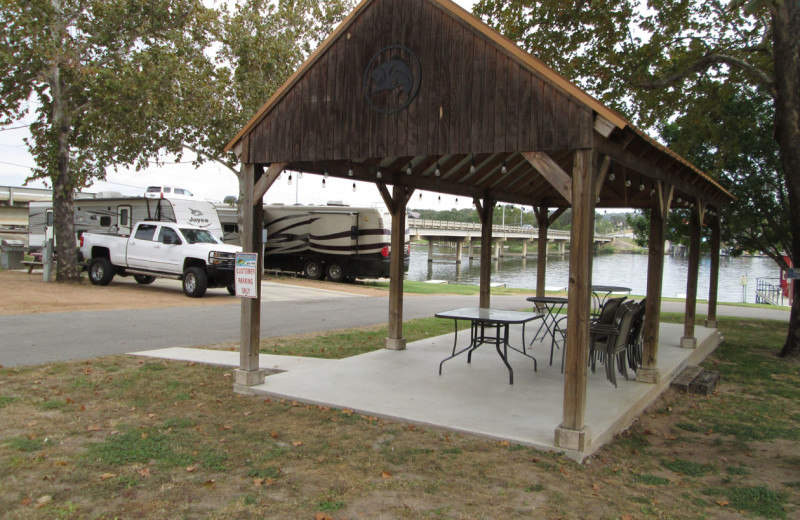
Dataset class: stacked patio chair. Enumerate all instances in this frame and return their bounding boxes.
[626,298,647,372]
[589,301,640,387]
[550,296,627,372]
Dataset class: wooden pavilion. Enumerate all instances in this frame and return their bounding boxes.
[224,0,734,452]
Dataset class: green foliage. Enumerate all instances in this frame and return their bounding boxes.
[0,396,17,409]
[660,458,716,477]
[631,473,670,486]
[88,429,189,467]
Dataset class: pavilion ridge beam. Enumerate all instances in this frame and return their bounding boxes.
[556,149,594,453]
[522,152,573,203]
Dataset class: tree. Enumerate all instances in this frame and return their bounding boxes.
[0,0,216,281]
[474,0,800,357]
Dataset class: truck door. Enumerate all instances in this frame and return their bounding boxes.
[117,206,132,236]
[126,223,158,269]
[149,226,184,273]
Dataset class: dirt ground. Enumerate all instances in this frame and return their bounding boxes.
[0,269,386,316]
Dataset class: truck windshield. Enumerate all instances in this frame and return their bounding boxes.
[179,229,219,244]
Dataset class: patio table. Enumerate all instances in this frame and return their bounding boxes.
[591,285,632,315]
[526,296,568,346]
[435,307,542,384]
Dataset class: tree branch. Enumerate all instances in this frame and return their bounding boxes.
[633,52,775,99]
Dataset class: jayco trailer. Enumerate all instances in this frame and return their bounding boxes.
[216,203,409,282]
[28,197,224,251]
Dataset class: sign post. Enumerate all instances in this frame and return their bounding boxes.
[234,252,259,298]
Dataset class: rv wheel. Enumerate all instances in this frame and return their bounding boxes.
[134,275,156,285]
[227,284,236,295]
[326,261,346,283]
[303,259,325,280]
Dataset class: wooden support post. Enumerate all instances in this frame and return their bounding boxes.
[383,183,413,350]
[706,213,720,328]
[681,202,706,348]
[535,206,548,298]
[475,197,495,308]
[555,149,594,452]
[637,182,672,383]
[234,161,266,392]
[456,240,463,263]
[428,240,434,262]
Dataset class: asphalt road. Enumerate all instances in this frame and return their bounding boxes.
[0,288,790,368]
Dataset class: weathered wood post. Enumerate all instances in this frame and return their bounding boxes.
[637,182,672,384]
[379,182,413,350]
[234,161,265,392]
[476,197,495,308]
[681,201,706,349]
[555,149,594,452]
[705,212,720,328]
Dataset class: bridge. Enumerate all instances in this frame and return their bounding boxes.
[407,218,614,262]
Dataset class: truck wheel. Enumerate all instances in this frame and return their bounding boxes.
[88,258,114,286]
[303,259,325,280]
[227,284,236,296]
[134,275,156,285]
[183,267,208,298]
[326,261,346,283]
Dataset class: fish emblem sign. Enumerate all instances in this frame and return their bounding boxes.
[363,45,421,114]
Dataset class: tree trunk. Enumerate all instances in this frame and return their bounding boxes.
[773,2,800,358]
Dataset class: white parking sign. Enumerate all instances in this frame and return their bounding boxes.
[234,252,259,298]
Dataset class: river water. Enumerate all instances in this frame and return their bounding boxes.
[407,244,781,304]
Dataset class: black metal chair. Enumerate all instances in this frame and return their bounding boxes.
[626,298,646,371]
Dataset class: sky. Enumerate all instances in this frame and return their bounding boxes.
[0,1,480,211]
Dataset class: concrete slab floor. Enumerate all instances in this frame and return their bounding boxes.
[134,323,720,462]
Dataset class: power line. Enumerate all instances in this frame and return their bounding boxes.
[0,160,35,169]
[0,124,32,131]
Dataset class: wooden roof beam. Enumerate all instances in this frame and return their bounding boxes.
[522,151,573,202]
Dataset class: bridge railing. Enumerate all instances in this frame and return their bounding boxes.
[408,218,573,237]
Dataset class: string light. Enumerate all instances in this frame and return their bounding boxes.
[323,168,329,179]
[287,173,292,185]
[298,170,303,179]
[608,173,615,181]
[376,168,382,179]
[469,155,476,174]
[434,163,441,177]
[625,179,631,187]
[352,182,356,192]
[639,183,645,191]
[501,161,507,174]
[406,162,412,176]
[438,195,441,203]
[322,178,326,188]
[419,192,422,201]
[348,164,354,177]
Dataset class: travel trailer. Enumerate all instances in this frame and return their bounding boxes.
[216,203,409,282]
[28,196,224,251]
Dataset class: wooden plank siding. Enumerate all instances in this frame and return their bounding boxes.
[248,0,593,165]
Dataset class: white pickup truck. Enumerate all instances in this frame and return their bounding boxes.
[80,221,242,297]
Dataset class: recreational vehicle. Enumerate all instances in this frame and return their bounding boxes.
[28,197,224,251]
[216,203,409,282]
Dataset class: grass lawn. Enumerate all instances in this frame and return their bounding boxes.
[1,316,798,519]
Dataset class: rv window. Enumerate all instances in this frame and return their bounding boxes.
[164,187,172,193]
[158,227,181,245]
[134,224,157,241]
[46,211,54,227]
[146,187,160,193]
[119,208,130,226]
[222,223,238,233]
[100,216,111,227]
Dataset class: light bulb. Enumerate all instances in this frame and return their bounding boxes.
[287,174,292,186]
[352,182,356,192]
[608,173,615,181]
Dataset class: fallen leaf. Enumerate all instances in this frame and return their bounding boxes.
[292,441,303,447]
[243,411,253,416]
[87,425,101,431]
[20,497,31,506]
[253,478,264,486]
[141,433,148,440]
[559,466,569,476]
[221,425,232,430]
[55,460,67,466]
[35,495,52,509]
[204,480,216,487]
[186,465,199,473]
[499,441,510,447]
[592,483,601,491]
[147,413,157,418]
[65,398,75,404]
[382,471,393,479]
[270,431,279,438]
[716,499,729,507]
[621,515,634,520]
[316,456,326,464]
[137,468,150,478]
[99,473,116,480]
[315,513,334,520]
